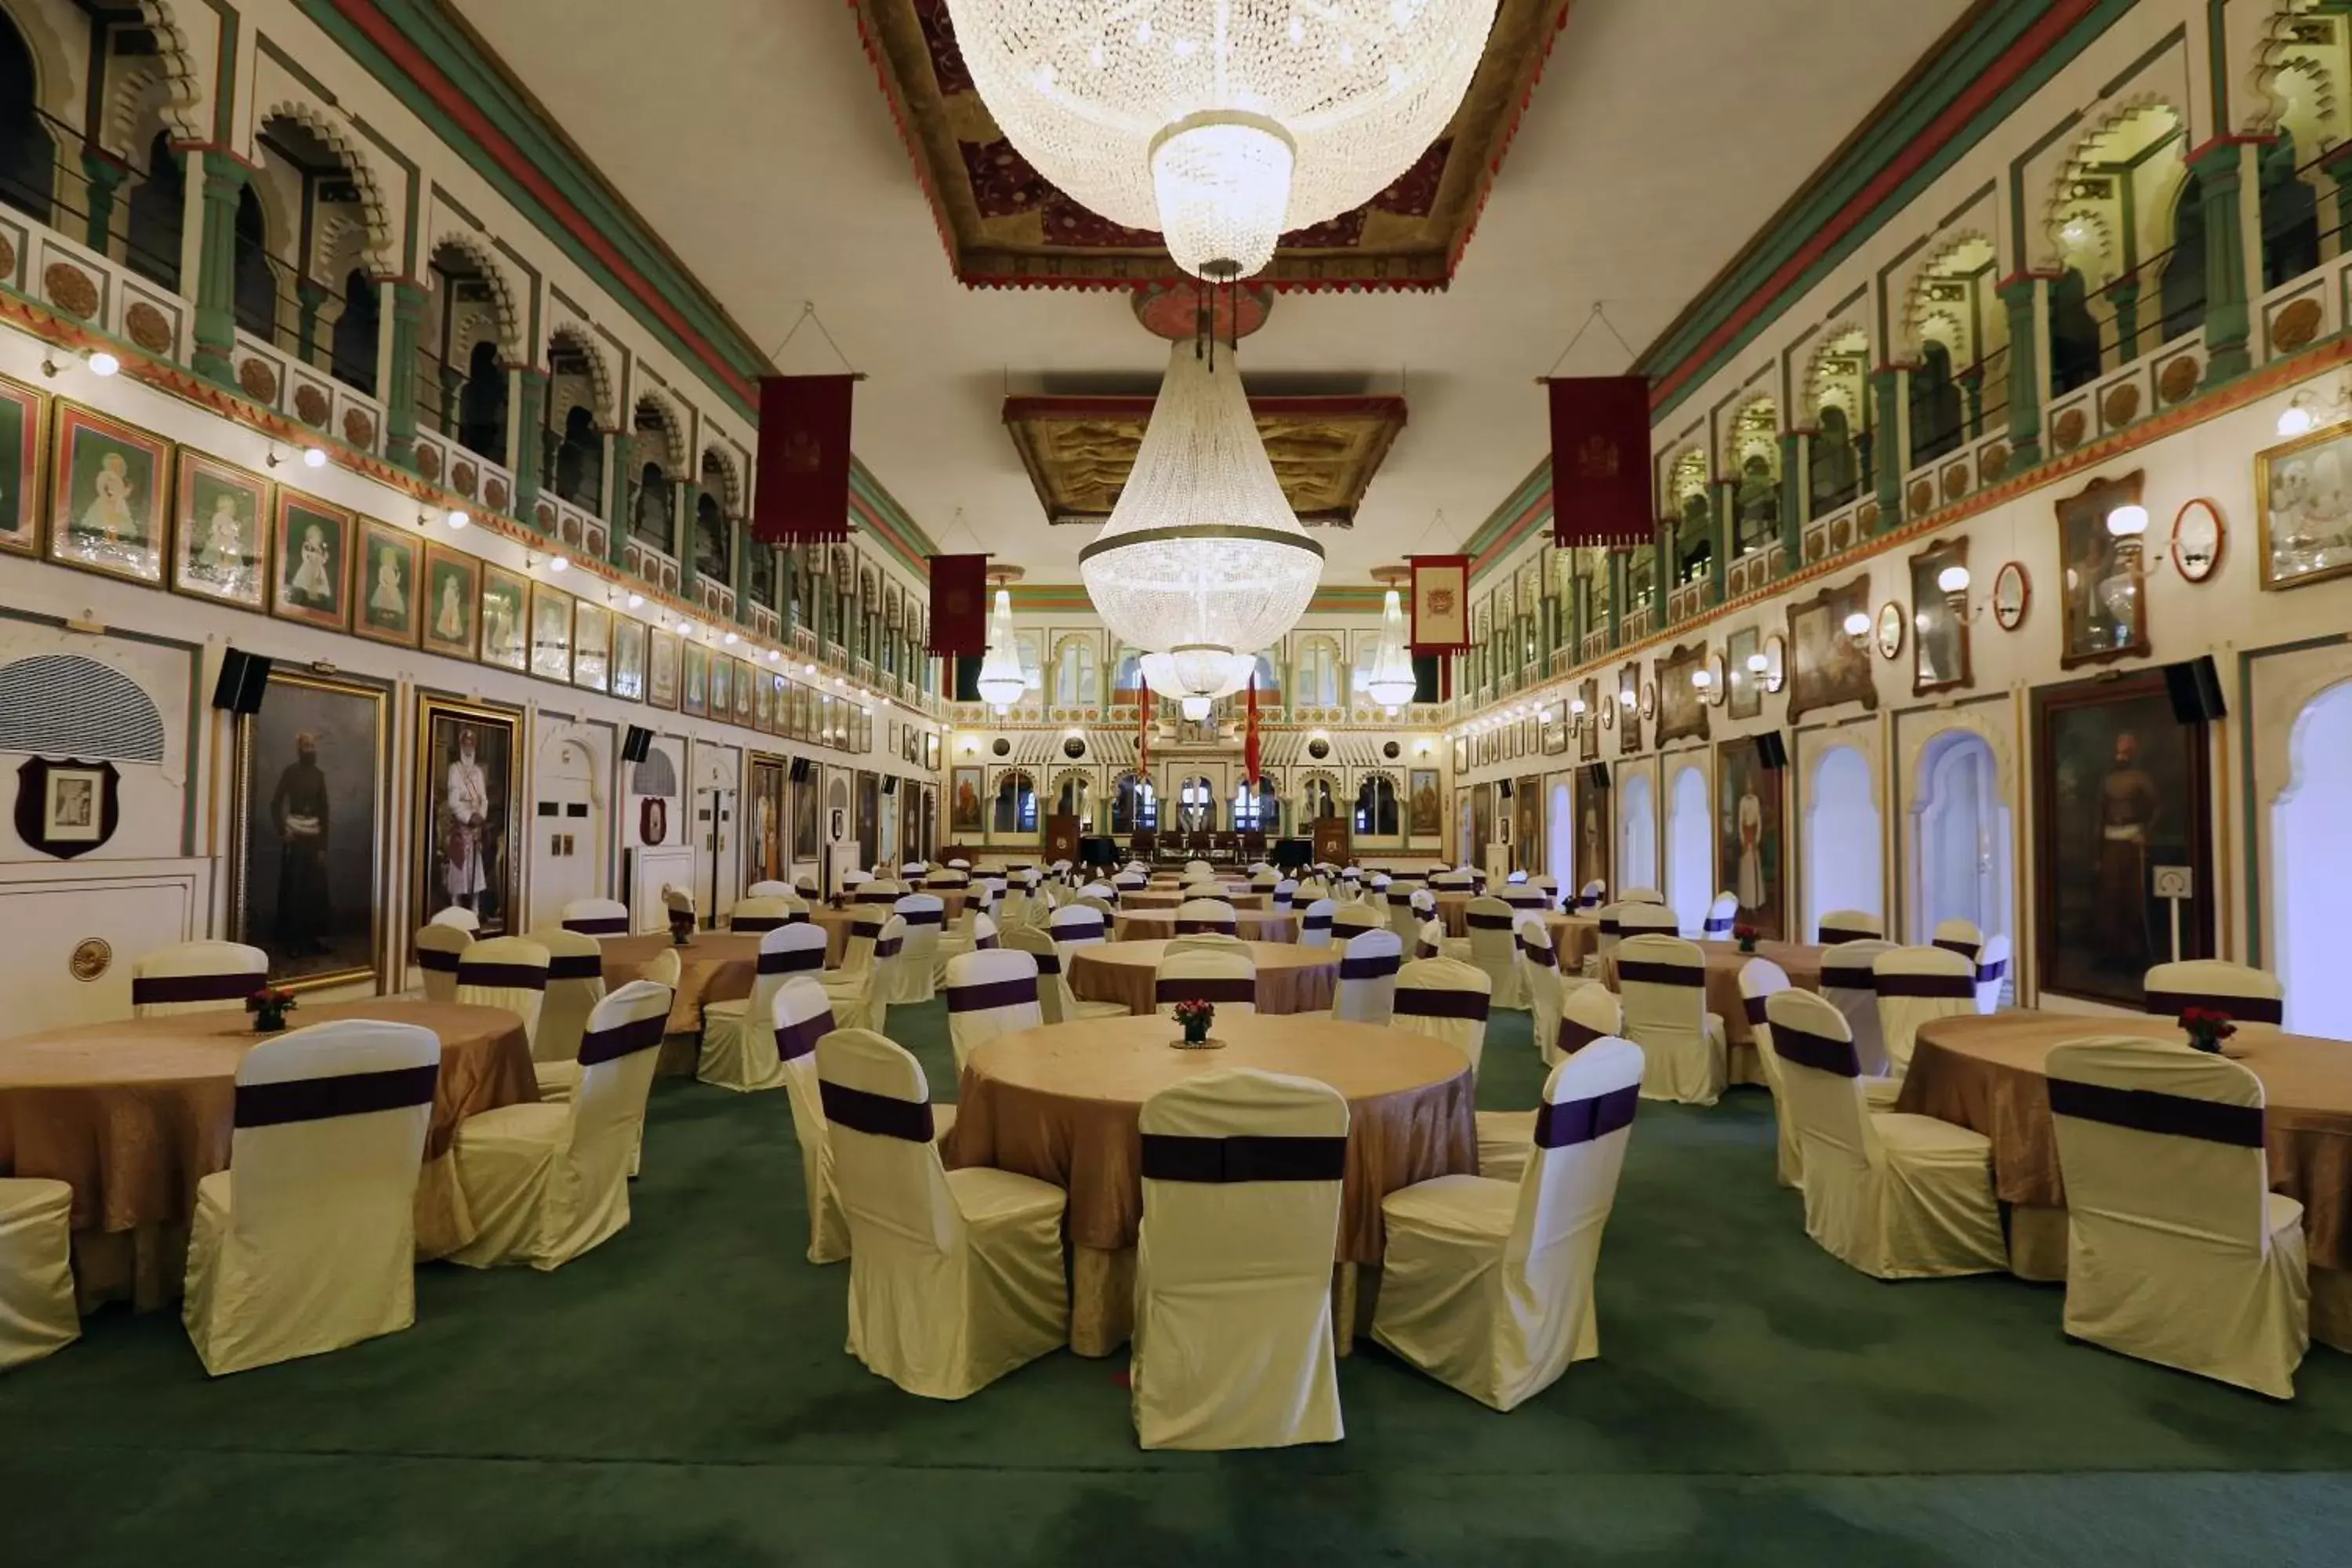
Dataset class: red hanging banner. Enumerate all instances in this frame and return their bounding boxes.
[1407,554,1472,654]
[927,554,989,656]
[1243,674,1261,786]
[753,374,855,545]
[1548,376,1653,550]
[1138,686,1152,778]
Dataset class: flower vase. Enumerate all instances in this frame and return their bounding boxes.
[252,1005,289,1034]
[1181,1021,1210,1046]
[1737,938,1758,955]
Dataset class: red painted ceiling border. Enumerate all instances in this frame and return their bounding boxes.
[1646,0,2103,412]
[325,0,759,405]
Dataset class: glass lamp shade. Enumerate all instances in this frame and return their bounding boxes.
[974,589,1028,706]
[1179,695,1214,721]
[1936,564,1971,593]
[2105,504,2150,539]
[1080,341,1323,665]
[1151,114,1295,280]
[1141,648,1254,700]
[1363,587,1418,707]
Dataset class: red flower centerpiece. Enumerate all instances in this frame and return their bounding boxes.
[2179,1005,2238,1054]
[1171,998,1217,1048]
[1732,923,1761,955]
[245,985,298,1034]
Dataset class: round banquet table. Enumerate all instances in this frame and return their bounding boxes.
[1554,913,1602,973]
[804,906,861,966]
[1066,939,1340,1016]
[949,1011,1479,1356]
[1119,887,1269,912]
[0,1000,537,1311]
[1895,1011,2352,1352]
[602,931,765,1036]
[1112,908,1298,944]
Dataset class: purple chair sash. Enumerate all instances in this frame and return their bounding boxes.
[1414,940,1439,959]
[1703,915,1735,937]
[1613,960,1702,989]
[757,946,826,975]
[2048,1077,2264,1147]
[1819,961,1879,992]
[775,1009,834,1062]
[1153,976,1258,1004]
[577,1011,668,1065]
[132,970,267,1006]
[977,935,1000,950]
[1301,913,1334,933]
[457,963,547,990]
[1876,972,1975,1000]
[1742,995,1772,1025]
[1393,988,1490,1021]
[1770,1022,1860,1078]
[2143,989,2284,1025]
[1534,1083,1639,1148]
[416,949,461,975]
[1556,1017,1607,1054]
[234,1062,439,1127]
[855,889,895,904]
[1933,937,1981,958]
[547,953,604,982]
[731,915,786,934]
[1975,957,2008,985]
[1054,919,1105,942]
[1598,916,1622,936]
[1141,1133,1346,1183]
[1816,924,1878,945]
[898,908,946,927]
[1466,912,1515,931]
[1338,952,1402,981]
[819,1080,935,1142]
[1173,919,1237,935]
[1029,950,1062,975]
[1517,937,1556,967]
[947,977,1039,1012]
[564,916,630,935]
[873,937,902,959]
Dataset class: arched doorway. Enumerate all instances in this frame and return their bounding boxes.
[1618,771,1656,896]
[1911,730,2012,945]
[1664,761,1711,935]
[1806,744,1881,940]
[1548,778,1573,889]
[1175,775,1217,833]
[2273,681,2352,1038]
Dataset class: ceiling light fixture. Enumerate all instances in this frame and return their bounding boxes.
[974,586,1028,706]
[1363,579,1418,709]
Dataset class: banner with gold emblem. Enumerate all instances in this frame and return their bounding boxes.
[1407,554,1471,653]
[1548,376,1652,549]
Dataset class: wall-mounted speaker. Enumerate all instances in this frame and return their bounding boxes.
[1585,762,1610,790]
[2163,655,2227,724]
[1497,778,1514,800]
[788,757,813,783]
[620,724,654,764]
[211,649,272,714]
[882,775,898,796]
[1755,731,1789,771]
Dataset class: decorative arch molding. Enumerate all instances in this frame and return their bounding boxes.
[2248,1,2341,137]
[698,441,746,517]
[1721,394,1779,474]
[632,388,691,477]
[261,99,394,268]
[134,1,205,141]
[2036,93,2188,270]
[425,227,521,354]
[547,321,616,426]
[1897,227,1998,354]
[1047,765,1093,801]
[99,64,175,160]
[1801,321,1869,421]
[1663,444,1710,505]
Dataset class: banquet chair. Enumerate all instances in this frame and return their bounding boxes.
[699,924,827,1092]
[1763,988,2005,1279]
[1615,933,1726,1106]
[1271,878,1299,913]
[2046,1034,2307,1399]
[1463,897,1523,1009]
[1820,939,1898,1101]
[448,981,673,1272]
[414,922,469,1004]
[771,978,850,1264]
[818,1028,1066,1399]
[1155,944,1258,1018]
[892,894,946,1004]
[1621,887,1665,906]
[1174,898,1239,937]
[1504,869,1527,884]
[1413,918,1448,962]
[898,861,928,890]
[1576,879,1606,912]
[523,927,608,1100]
[840,869,872,898]
[642,947,681,991]
[1504,886,1549,921]
[1311,928,1403,1025]
[132,941,269,1018]
[1704,891,1740,941]
[1392,957,1536,1181]
[1932,917,1984,960]
[1298,898,1338,947]
[1332,904,1383,944]
[1518,917,1563,1072]
[1616,903,1682,939]
[662,883,699,930]
[1973,934,2013,1014]
[1131,1069,1349,1450]
[2143,960,2285,1025]
[1431,869,1474,891]
[1374,1035,1645,1411]
[1554,983,1623,1066]
[1295,877,1332,905]
[931,869,971,892]
[795,873,821,901]
[1816,908,1884,945]
[820,910,887,1033]
[931,900,986,982]
[561,897,632,936]
[1873,946,1978,1080]
[1001,925,1074,1027]
[1078,892,1117,920]
[1592,903,1633,964]
[0,1178,76,1372]
[456,938,551,1053]
[181,1019,441,1376]
[1250,866,1280,891]
[1530,874,1559,906]
[746,880,793,900]
[971,912,1001,952]
[1033,913,1131,1023]
[1738,957,1801,1189]
[730,896,797,935]
[1394,888,1432,944]
[1113,871,1149,896]
[429,905,481,932]
[865,916,912,1035]
[946,949,1044,1075]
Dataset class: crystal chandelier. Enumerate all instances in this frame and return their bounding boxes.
[973,587,1027,707]
[945,0,1500,281]
[1141,648,1255,719]
[1363,586,1418,707]
[1080,339,1323,680]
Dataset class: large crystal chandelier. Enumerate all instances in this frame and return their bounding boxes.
[974,586,1027,707]
[1080,338,1323,682]
[945,0,1500,281]
[1362,585,1418,707]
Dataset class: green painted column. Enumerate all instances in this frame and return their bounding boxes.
[1868,366,1904,530]
[1570,568,1588,655]
[511,365,547,524]
[1606,549,1624,649]
[437,365,463,438]
[1996,274,2043,466]
[2193,139,2254,385]
[1649,520,1670,622]
[2320,143,2352,262]
[2107,281,2141,367]
[1708,479,1732,606]
[729,522,750,622]
[79,149,126,256]
[676,482,698,597]
[293,277,328,369]
[190,151,249,385]
[1777,430,1806,574]
[601,429,630,567]
[383,279,427,470]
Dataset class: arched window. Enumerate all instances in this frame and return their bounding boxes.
[1297,637,1340,706]
[1809,405,1859,517]
[555,405,602,510]
[0,16,51,223]
[458,339,507,463]
[1112,771,1156,833]
[1232,777,1277,832]
[993,771,1037,834]
[632,461,673,551]
[693,491,729,584]
[1805,744,1881,942]
[1665,762,1711,935]
[1054,639,1097,708]
[2274,681,2352,1038]
[1177,775,1218,831]
[1054,772,1091,824]
[2158,169,2207,344]
[232,185,275,342]
[2049,268,2103,395]
[2260,137,2320,292]
[1911,730,2013,946]
[1298,775,1337,824]
[1353,775,1399,836]
[125,132,183,292]
[748,544,775,611]
[330,268,379,396]
[1909,340,1963,466]
[1618,771,1657,892]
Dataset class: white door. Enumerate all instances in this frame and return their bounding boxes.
[1912,730,2009,942]
[1548,779,1573,888]
[1618,771,1656,895]
[528,728,604,932]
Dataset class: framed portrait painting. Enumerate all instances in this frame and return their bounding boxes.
[413,695,522,939]
[1908,535,1971,695]
[950,764,984,833]
[924,731,942,771]
[1784,571,1878,722]
[733,658,755,728]
[49,401,167,583]
[421,543,480,659]
[1616,662,1642,757]
[1408,767,1442,836]
[2031,669,2212,1009]
[753,661,775,731]
[681,641,709,717]
[612,615,647,701]
[270,490,353,632]
[1716,735,1786,942]
[232,669,388,990]
[171,452,268,611]
[2256,423,2352,590]
[2056,470,2150,669]
[1654,641,1709,746]
[573,601,612,692]
[528,582,574,683]
[648,627,680,710]
[479,564,529,671]
[1724,626,1763,720]
[0,372,45,555]
[1578,677,1601,760]
[791,757,819,860]
[354,519,421,647]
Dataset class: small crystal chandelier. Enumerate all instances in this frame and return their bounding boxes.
[1141,648,1254,720]
[1362,579,1418,708]
[1080,338,1322,687]
[946,0,1500,281]
[973,586,1027,708]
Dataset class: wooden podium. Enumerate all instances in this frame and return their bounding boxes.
[1044,812,1082,866]
[1312,818,1352,866]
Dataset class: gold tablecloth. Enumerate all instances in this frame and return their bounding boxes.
[0,1000,537,1307]
[1067,939,1339,1016]
[805,907,859,966]
[602,932,765,1033]
[1112,909,1298,944]
[1555,914,1602,971]
[949,1012,1478,1354]
[1603,938,1825,1047]
[1120,888,1270,912]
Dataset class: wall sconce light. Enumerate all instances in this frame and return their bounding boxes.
[1842,609,1871,641]
[445,509,470,531]
[40,347,119,379]
[2278,381,2352,437]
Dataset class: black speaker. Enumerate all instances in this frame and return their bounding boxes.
[1585,762,1610,790]
[211,649,271,714]
[1755,731,1789,771]
[1497,778,1514,800]
[789,757,812,783]
[2164,655,2227,724]
[882,775,898,796]
[621,724,654,764]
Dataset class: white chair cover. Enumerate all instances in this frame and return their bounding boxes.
[1764,988,2005,1279]
[1973,933,2013,1014]
[1272,878,1299,912]
[1184,859,1214,881]
[1815,907,1884,945]
[1332,904,1382,944]
[449,980,674,1271]
[1392,888,1429,943]
[2143,959,2285,1025]
[1932,917,1984,960]
[414,923,469,1004]
[455,937,550,1053]
[429,905,481,932]
[1461,896,1523,1009]
[773,977,850,1264]
[700,924,827,1091]
[525,927,608,1096]
[1392,956,1531,1182]
[561,896,632,936]
[1703,891,1740,940]
[1294,896,1338,947]
[1131,1069,1350,1449]
[1503,887,1548,919]
[1326,929,1403,1025]
[181,1019,439,1375]
[1575,879,1606,911]
[1873,945,1978,1077]
[730,895,798,934]
[869,915,911,1030]
[1174,898,1239,936]
[1621,887,1665,905]
[946,949,1044,1074]
[0,1178,76,1371]
[1374,1035,1645,1411]
[1517,916,1563,1072]
[1616,903,1682,938]
[892,894,945,1003]
[1156,944,1258,1018]
[642,947,681,990]
[132,940,268,1019]
[1819,938,1896,1080]
[1553,983,1622,1067]
[818,1028,1067,1398]
[1414,917,1446,961]
[746,880,793,900]
[1737,956,1800,1189]
[2047,1034,2308,1398]
[1615,933,1726,1105]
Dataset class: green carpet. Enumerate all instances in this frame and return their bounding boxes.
[7,1005,2352,1565]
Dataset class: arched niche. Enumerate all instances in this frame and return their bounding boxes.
[1895,706,2017,945]
[1664,753,1711,935]
[1617,759,1658,896]
[1803,742,1882,942]
[2271,676,2352,1037]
